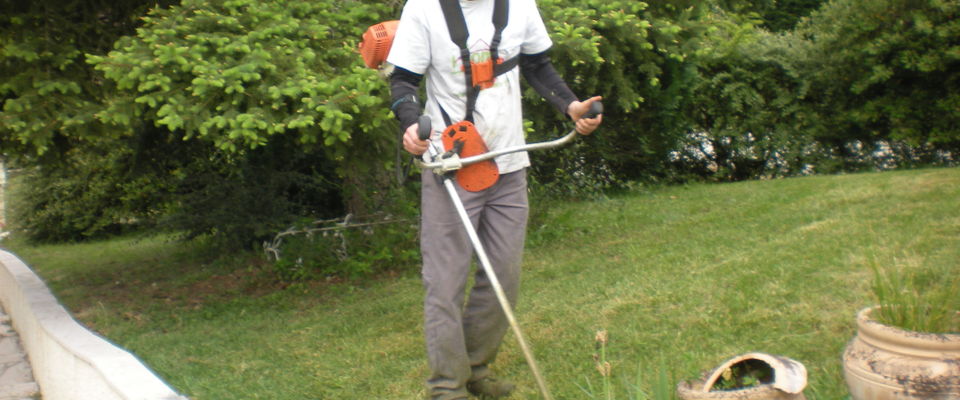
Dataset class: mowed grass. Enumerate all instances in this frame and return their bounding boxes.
[3,167,958,399]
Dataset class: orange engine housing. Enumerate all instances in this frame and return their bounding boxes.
[359,20,400,69]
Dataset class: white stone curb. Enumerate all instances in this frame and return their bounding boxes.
[0,249,188,400]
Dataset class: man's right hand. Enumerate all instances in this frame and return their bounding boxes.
[403,123,430,156]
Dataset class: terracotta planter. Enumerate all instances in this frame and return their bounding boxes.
[843,306,960,399]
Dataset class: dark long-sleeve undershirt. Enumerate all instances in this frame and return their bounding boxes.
[389,50,578,131]
[519,50,578,116]
[389,67,423,132]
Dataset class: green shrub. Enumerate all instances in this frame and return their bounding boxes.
[7,142,171,242]
[796,0,960,149]
[158,136,345,249]
[264,212,419,281]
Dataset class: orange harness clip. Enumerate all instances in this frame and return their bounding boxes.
[469,58,503,90]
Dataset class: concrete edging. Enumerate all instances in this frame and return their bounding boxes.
[0,249,187,400]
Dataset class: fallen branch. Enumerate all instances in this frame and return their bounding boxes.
[262,213,413,262]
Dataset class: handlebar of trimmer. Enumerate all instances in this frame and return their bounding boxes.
[417,114,434,142]
[418,101,602,172]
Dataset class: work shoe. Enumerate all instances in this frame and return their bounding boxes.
[466,376,515,398]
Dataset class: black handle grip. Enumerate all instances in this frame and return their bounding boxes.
[417,114,432,141]
[583,101,603,120]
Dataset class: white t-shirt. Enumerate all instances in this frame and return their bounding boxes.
[387,0,553,174]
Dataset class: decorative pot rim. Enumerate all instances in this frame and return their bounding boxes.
[699,352,807,394]
[676,379,799,399]
[857,306,960,355]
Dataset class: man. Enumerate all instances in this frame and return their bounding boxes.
[388,0,602,398]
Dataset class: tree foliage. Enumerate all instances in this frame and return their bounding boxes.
[86,0,409,245]
[796,0,960,149]
[0,1,178,160]
[2,0,958,250]
[762,0,825,32]
[1,0,183,241]
[89,0,395,158]
[529,0,724,187]
[678,12,815,180]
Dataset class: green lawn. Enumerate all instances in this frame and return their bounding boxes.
[4,168,959,399]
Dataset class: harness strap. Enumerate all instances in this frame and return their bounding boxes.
[490,0,508,72]
[439,56,518,127]
[438,0,513,124]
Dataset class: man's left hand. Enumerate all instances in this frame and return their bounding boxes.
[567,96,603,135]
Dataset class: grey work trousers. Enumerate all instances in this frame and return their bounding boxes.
[420,168,529,399]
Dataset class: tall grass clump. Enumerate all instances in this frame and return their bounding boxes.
[870,255,960,334]
[578,329,676,400]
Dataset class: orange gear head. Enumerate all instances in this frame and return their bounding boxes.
[442,121,499,192]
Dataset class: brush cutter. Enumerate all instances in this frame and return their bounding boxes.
[416,101,603,400]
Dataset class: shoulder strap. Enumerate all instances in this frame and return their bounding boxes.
[439,0,470,50]
[490,0,508,66]
[438,0,510,124]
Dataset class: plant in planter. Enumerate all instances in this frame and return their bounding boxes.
[870,260,960,334]
[676,353,807,400]
[842,260,960,399]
